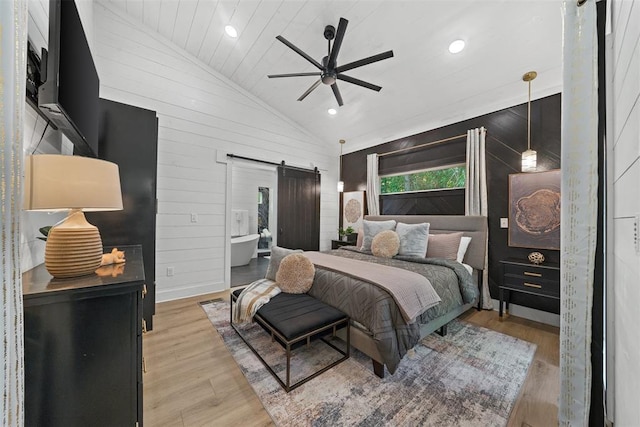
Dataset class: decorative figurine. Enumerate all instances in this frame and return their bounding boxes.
[528,251,545,265]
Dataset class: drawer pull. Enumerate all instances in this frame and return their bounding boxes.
[524,282,542,289]
[524,272,542,277]
[142,284,147,297]
[142,319,147,333]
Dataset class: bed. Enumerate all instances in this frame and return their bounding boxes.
[307,214,488,377]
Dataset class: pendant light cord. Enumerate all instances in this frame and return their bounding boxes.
[339,140,343,181]
[527,80,532,151]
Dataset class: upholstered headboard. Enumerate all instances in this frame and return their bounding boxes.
[365,215,488,271]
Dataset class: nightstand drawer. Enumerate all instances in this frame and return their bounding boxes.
[503,274,560,297]
[503,264,560,282]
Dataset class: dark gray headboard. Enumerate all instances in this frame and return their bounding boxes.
[365,215,488,271]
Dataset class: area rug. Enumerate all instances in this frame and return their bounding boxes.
[201,301,536,426]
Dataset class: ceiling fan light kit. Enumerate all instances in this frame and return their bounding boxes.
[268,17,394,107]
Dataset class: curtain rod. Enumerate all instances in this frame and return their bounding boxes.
[377,133,468,158]
[226,154,318,173]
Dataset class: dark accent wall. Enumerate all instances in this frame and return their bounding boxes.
[341,93,561,312]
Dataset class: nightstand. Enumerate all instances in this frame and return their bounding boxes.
[331,239,354,250]
[499,258,560,317]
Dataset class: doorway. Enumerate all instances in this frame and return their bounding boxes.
[229,161,277,287]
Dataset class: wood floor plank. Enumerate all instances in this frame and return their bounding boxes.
[144,292,559,426]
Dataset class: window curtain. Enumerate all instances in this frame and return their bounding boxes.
[560,0,598,425]
[1,0,28,425]
[464,127,491,309]
[366,153,380,215]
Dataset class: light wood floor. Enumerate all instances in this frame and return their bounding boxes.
[143,291,559,427]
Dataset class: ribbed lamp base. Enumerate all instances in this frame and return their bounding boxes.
[44,210,103,279]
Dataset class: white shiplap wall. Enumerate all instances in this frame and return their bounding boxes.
[609,0,640,425]
[93,1,339,301]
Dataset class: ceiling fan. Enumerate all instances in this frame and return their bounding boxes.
[268,17,394,107]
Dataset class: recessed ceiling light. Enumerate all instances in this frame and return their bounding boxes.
[448,39,465,54]
[225,25,238,38]
[328,108,337,115]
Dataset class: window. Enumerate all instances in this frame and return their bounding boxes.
[380,164,466,195]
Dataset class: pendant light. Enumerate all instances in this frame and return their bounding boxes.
[521,71,537,172]
[337,139,345,192]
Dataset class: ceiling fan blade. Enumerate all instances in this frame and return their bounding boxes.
[268,72,321,78]
[328,17,348,69]
[337,74,382,92]
[297,79,322,101]
[331,83,344,106]
[276,35,323,70]
[335,50,394,74]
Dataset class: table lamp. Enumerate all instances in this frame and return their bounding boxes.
[24,155,123,278]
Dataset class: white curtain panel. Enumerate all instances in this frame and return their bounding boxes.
[1,0,28,425]
[366,153,380,216]
[465,127,491,309]
[560,0,598,425]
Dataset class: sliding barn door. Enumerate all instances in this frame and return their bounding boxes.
[277,166,320,250]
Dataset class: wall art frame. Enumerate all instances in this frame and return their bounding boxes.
[508,169,561,250]
[342,191,365,232]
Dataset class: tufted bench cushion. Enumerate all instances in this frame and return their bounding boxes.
[232,289,347,341]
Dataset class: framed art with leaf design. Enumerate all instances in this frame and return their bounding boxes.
[342,191,365,232]
[508,169,561,250]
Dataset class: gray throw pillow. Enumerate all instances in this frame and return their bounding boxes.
[362,220,397,252]
[265,246,303,281]
[396,222,430,257]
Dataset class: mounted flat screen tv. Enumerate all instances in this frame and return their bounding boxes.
[38,0,99,157]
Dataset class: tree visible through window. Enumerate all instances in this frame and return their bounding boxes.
[380,164,466,194]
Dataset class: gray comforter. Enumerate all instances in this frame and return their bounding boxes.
[307,247,478,374]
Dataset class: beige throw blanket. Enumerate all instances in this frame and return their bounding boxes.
[304,252,441,323]
[232,279,281,323]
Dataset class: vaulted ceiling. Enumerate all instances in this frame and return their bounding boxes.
[103,0,563,153]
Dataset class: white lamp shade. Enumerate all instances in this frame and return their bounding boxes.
[521,149,537,172]
[24,155,123,211]
[337,181,344,192]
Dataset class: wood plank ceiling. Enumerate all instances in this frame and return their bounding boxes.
[103,0,563,154]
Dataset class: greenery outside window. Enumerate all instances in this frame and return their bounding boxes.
[380,164,466,195]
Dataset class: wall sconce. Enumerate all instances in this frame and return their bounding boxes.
[522,71,537,172]
[337,139,345,192]
[24,155,123,278]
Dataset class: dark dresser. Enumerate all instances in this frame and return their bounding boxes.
[499,258,560,317]
[23,245,145,426]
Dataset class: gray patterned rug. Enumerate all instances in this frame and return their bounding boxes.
[201,301,536,427]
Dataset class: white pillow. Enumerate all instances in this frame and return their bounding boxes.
[461,263,473,275]
[457,236,472,263]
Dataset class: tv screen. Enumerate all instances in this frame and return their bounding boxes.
[38,0,99,157]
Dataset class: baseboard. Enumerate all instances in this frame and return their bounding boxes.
[156,281,227,303]
[490,298,560,327]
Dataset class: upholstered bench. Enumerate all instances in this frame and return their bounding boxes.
[231,288,350,392]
